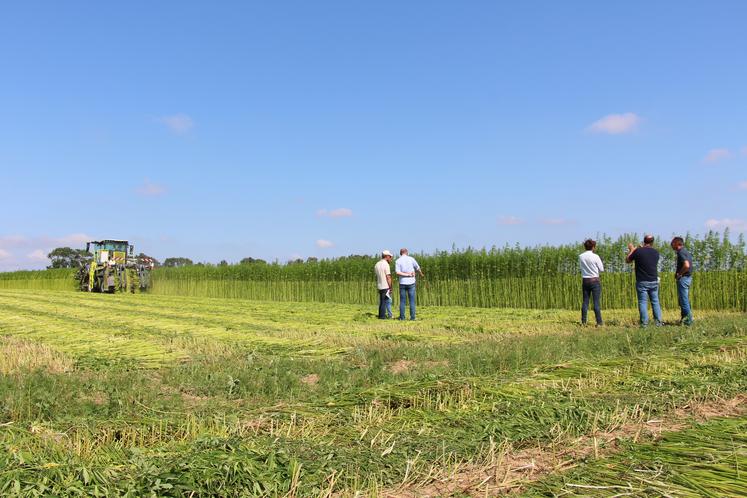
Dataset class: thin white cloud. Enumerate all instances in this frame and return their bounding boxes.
[49,233,92,247]
[541,218,574,226]
[587,113,640,135]
[737,181,747,191]
[317,208,353,218]
[0,235,29,248]
[0,233,94,271]
[703,148,733,164]
[136,179,167,197]
[158,113,194,134]
[26,249,48,261]
[741,146,747,157]
[705,218,747,231]
[497,216,523,225]
[316,239,334,249]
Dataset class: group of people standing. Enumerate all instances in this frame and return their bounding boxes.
[374,236,695,328]
[579,235,694,327]
[374,248,424,320]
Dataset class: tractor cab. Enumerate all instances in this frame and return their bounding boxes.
[87,240,133,266]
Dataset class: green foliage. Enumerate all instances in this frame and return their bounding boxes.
[46,247,90,269]
[162,257,193,268]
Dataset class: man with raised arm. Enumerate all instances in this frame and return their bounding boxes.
[374,250,394,319]
[671,236,694,326]
[626,234,663,327]
[395,248,424,321]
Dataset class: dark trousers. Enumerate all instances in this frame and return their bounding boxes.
[378,289,389,319]
[581,279,603,325]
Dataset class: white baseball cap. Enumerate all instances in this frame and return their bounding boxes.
[381,250,393,257]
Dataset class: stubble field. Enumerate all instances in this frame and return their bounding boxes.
[1,288,746,496]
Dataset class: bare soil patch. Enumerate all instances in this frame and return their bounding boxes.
[301,373,321,386]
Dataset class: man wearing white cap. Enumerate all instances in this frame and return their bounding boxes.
[374,250,394,319]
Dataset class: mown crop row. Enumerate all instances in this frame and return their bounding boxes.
[1,290,746,496]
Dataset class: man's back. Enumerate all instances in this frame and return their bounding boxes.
[578,251,604,278]
[632,246,659,282]
[396,255,419,285]
[677,247,693,277]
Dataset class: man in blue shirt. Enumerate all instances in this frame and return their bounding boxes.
[626,235,663,327]
[395,248,424,320]
[671,236,694,325]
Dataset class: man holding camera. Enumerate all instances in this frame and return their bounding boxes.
[626,235,663,327]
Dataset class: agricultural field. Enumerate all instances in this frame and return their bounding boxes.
[1,288,746,496]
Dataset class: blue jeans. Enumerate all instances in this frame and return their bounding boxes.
[385,293,393,318]
[581,279,603,325]
[677,276,693,322]
[399,284,416,320]
[636,281,662,326]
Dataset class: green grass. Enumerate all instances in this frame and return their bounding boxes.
[525,416,747,497]
[0,289,746,496]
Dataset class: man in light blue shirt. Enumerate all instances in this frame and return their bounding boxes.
[395,248,424,320]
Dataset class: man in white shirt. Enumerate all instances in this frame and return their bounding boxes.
[395,248,424,320]
[578,239,604,326]
[374,250,393,319]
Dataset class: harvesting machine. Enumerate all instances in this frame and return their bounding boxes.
[77,240,154,293]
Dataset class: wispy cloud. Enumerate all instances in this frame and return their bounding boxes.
[136,179,167,197]
[705,218,747,231]
[703,148,733,164]
[0,233,94,271]
[737,181,747,191]
[49,233,92,247]
[741,146,747,157]
[0,235,29,247]
[497,216,523,225]
[26,249,47,261]
[587,112,640,135]
[157,113,194,134]
[316,239,334,249]
[541,218,574,226]
[317,208,353,218]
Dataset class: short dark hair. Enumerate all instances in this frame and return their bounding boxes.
[583,239,596,251]
[643,235,655,245]
[671,236,684,246]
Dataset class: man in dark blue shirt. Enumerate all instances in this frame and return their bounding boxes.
[626,234,663,326]
[671,236,693,325]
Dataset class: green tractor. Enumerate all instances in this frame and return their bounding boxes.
[77,240,154,293]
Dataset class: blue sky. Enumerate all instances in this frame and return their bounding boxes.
[1,1,746,270]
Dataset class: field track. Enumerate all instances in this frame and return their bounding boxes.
[1,289,746,496]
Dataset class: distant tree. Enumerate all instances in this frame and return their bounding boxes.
[288,258,304,265]
[240,257,267,265]
[135,253,160,267]
[163,257,194,268]
[219,260,228,266]
[47,247,90,269]
[306,257,318,263]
